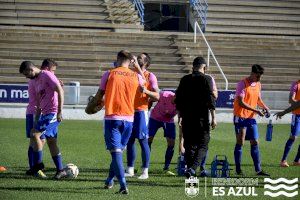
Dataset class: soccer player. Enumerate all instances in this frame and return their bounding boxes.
[19,60,66,179]
[280,80,300,167]
[26,78,46,175]
[92,50,145,194]
[148,90,177,175]
[125,53,159,179]
[233,64,270,176]
[25,59,58,175]
[175,57,216,178]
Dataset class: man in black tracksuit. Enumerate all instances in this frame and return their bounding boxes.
[175,57,216,177]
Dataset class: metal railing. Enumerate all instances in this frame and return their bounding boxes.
[194,21,228,90]
[190,0,208,32]
[131,0,144,25]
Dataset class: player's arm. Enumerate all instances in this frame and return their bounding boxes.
[142,87,159,101]
[275,101,300,119]
[86,89,105,115]
[177,112,185,154]
[205,76,217,129]
[132,56,146,80]
[210,109,217,130]
[257,92,270,116]
[86,71,108,114]
[289,83,297,104]
[238,96,264,116]
[54,83,64,122]
[210,75,218,99]
[213,88,218,99]
[34,107,41,126]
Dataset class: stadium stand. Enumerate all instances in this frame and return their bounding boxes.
[205,0,300,35]
[0,0,142,30]
[0,0,299,92]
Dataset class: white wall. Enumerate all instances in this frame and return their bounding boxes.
[0,103,291,124]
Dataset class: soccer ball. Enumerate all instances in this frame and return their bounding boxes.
[65,163,79,178]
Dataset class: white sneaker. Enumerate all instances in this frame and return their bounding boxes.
[138,173,149,179]
[125,167,134,177]
[138,168,149,179]
[124,172,134,177]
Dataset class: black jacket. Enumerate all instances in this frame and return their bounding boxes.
[175,71,216,122]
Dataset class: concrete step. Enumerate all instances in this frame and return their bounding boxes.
[14,0,104,6]
[0,11,17,17]
[207,18,299,29]
[15,11,110,21]
[206,25,299,35]
[209,4,300,15]
[175,37,299,45]
[0,50,184,64]
[0,67,102,79]
[0,42,179,55]
[0,18,19,24]
[0,58,101,69]
[183,57,300,67]
[0,3,15,10]
[207,11,300,22]
[0,59,189,72]
[14,3,107,13]
[179,48,300,59]
[177,42,300,51]
[0,30,173,42]
[11,13,135,24]
[17,18,143,29]
[208,0,300,8]
[207,66,300,76]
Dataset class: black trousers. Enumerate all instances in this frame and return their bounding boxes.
[182,119,210,171]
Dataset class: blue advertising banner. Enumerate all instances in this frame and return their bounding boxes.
[216,90,235,108]
[0,84,29,103]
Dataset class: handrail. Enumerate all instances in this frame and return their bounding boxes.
[194,21,228,90]
[190,0,208,32]
[131,0,144,25]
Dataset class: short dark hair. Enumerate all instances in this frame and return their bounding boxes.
[117,50,133,64]
[142,52,151,68]
[193,56,206,68]
[251,64,264,74]
[41,58,57,69]
[19,61,34,73]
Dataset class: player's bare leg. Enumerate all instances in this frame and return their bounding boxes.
[47,138,66,179]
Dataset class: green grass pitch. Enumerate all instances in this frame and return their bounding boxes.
[0,119,299,200]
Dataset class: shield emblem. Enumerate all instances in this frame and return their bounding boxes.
[185,177,199,198]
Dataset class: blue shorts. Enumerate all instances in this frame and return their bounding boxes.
[234,116,259,140]
[291,114,300,136]
[104,119,133,150]
[35,113,59,138]
[148,118,176,139]
[131,110,149,139]
[26,114,46,139]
